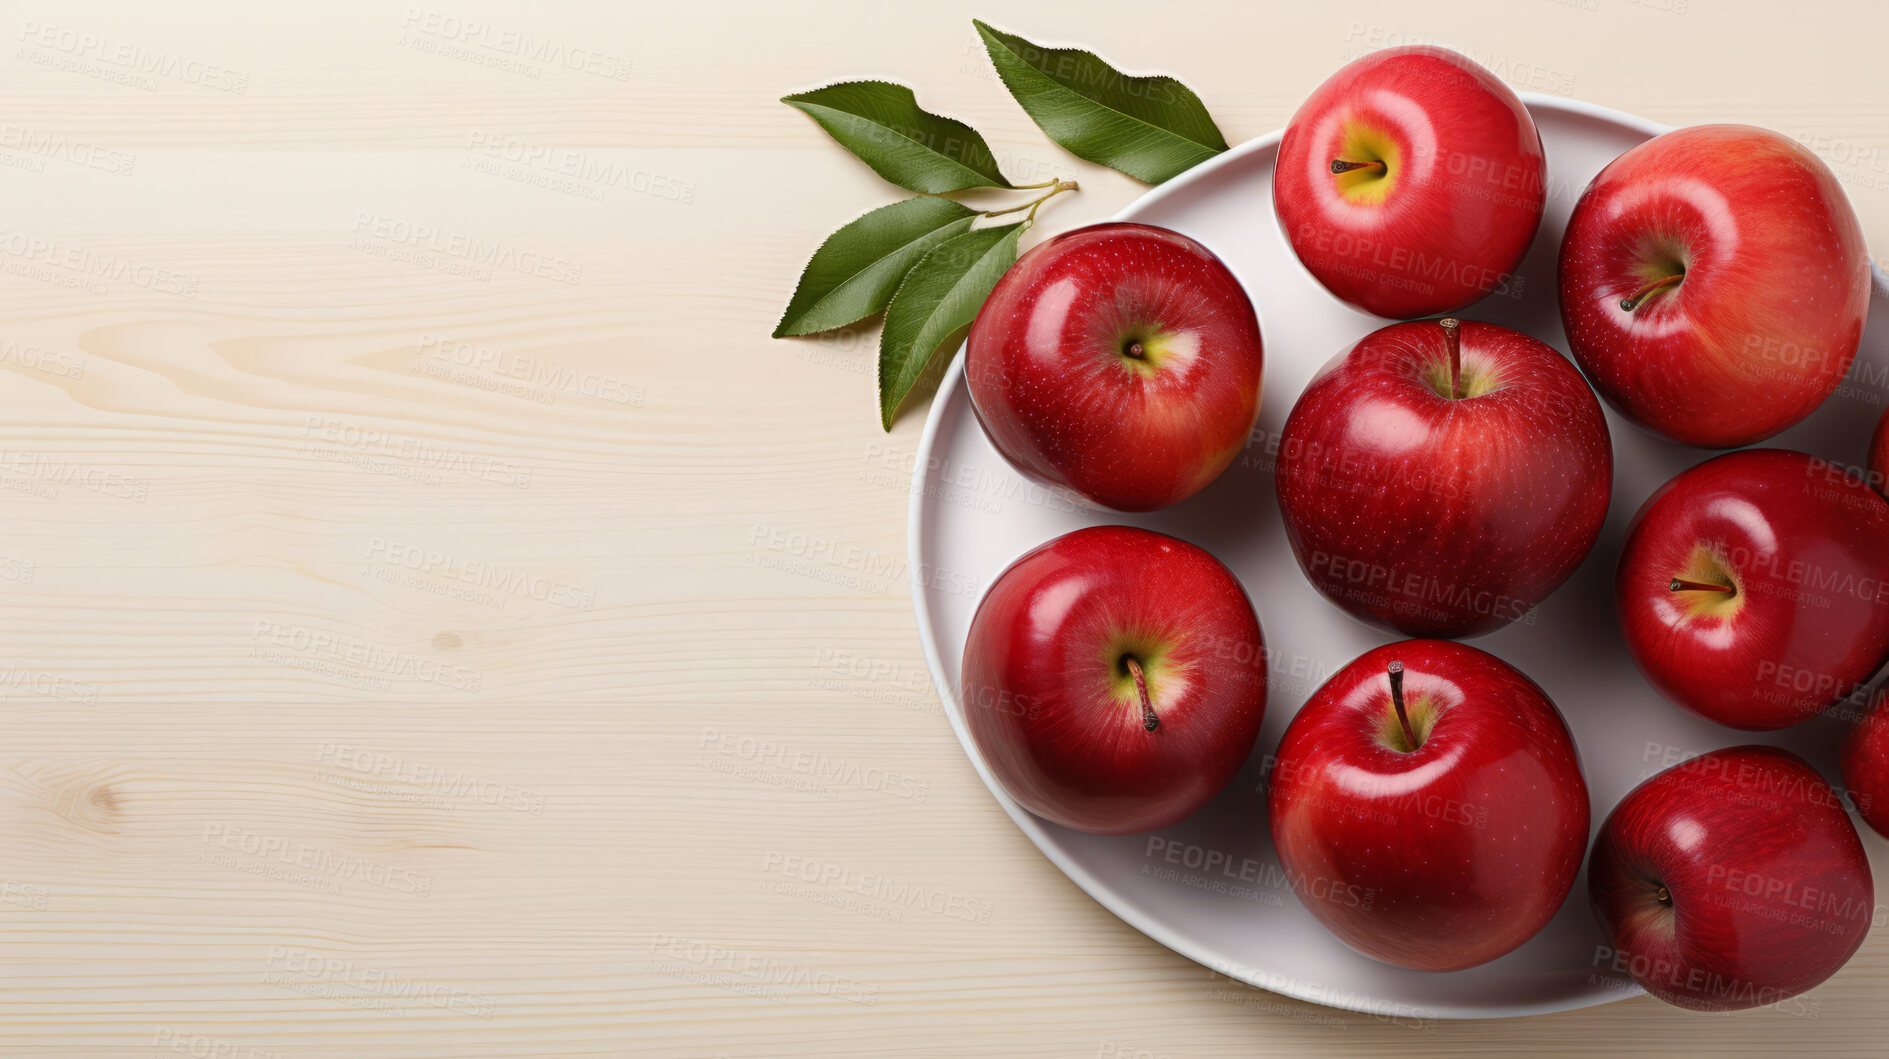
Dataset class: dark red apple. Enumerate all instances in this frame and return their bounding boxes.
[960,525,1266,835]
[1274,45,1545,319]
[1559,125,1870,448]
[1589,745,1872,1011]
[1267,639,1589,971]
[1616,448,1889,730]
[1840,686,1889,838]
[1275,317,1612,638]
[965,223,1262,512]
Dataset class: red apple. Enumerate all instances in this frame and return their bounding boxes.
[1267,639,1589,971]
[960,525,1266,835]
[965,223,1262,512]
[1840,686,1889,838]
[1589,746,1872,1011]
[1616,449,1889,730]
[1274,317,1612,638]
[1274,45,1545,319]
[1559,125,1870,448]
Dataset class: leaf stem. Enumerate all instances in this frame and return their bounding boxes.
[981,179,1080,222]
[1023,180,1078,228]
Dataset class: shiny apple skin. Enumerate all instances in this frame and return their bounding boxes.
[1616,449,1889,730]
[1589,746,1872,1011]
[1267,639,1589,971]
[1274,45,1545,319]
[960,525,1267,835]
[1841,688,1889,838]
[1558,125,1871,448]
[965,223,1263,513]
[1274,318,1613,638]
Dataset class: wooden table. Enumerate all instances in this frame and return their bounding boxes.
[2,0,1886,1054]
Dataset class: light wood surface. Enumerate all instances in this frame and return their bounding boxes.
[2,0,1887,1054]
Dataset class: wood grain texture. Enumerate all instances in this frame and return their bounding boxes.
[0,0,1886,1054]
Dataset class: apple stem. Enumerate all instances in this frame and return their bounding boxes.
[1123,341,1147,360]
[1439,318,1462,399]
[1124,656,1159,732]
[1669,577,1736,595]
[1387,660,1417,751]
[1655,885,1672,906]
[1329,159,1386,176]
[1619,273,1684,312]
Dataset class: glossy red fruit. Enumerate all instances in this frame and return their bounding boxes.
[1589,746,1872,1011]
[1274,45,1545,319]
[1559,125,1871,448]
[1275,317,1613,638]
[1267,639,1589,971]
[1840,686,1889,838]
[960,525,1266,835]
[965,223,1263,513]
[1616,449,1889,730]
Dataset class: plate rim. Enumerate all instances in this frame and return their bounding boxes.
[905,93,1875,1019]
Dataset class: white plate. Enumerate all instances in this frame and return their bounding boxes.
[908,94,1889,1019]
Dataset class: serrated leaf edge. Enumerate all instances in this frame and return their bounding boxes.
[771,198,978,338]
[781,79,1016,192]
[876,224,1022,430]
[972,20,1227,167]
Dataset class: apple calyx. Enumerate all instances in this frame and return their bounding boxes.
[1619,272,1684,313]
[1123,656,1160,732]
[1386,660,1419,751]
[1439,318,1463,399]
[1669,577,1736,595]
[1329,159,1386,176]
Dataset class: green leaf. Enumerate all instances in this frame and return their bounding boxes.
[782,81,1017,193]
[878,224,1023,429]
[773,197,980,338]
[973,20,1227,184]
